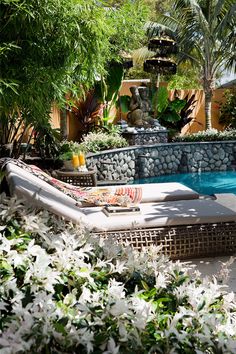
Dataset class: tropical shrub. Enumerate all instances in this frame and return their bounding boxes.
[32,123,61,159]
[59,140,81,154]
[173,128,236,142]
[219,89,236,129]
[0,195,236,353]
[58,151,73,161]
[71,90,102,138]
[79,131,128,153]
[1,0,110,152]
[153,86,197,139]
[148,0,236,129]
[95,62,125,126]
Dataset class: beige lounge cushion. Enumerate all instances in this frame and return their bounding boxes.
[132,183,199,202]
[81,194,236,232]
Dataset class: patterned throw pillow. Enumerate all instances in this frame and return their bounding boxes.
[81,187,142,207]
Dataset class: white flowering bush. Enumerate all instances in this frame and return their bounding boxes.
[174,128,236,142]
[0,194,236,353]
[79,131,128,153]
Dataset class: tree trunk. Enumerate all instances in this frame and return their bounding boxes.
[205,91,213,130]
[60,108,68,140]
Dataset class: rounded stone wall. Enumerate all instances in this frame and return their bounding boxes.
[86,141,236,181]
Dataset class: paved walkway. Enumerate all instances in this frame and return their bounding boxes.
[189,256,236,292]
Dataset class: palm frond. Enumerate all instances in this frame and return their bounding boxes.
[217,2,236,34]
[132,47,155,65]
[145,21,177,40]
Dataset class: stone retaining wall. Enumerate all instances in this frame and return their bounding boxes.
[86,141,236,181]
[122,130,168,145]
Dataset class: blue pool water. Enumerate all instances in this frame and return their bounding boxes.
[130,170,236,195]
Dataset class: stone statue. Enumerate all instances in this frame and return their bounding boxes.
[127,86,144,127]
[127,85,156,128]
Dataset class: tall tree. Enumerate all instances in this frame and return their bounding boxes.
[105,0,150,61]
[0,0,110,145]
[148,0,236,129]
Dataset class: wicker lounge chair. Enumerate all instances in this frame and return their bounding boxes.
[2,159,236,259]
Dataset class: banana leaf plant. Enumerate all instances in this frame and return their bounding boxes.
[153,87,196,139]
[96,62,124,126]
[154,86,197,133]
[117,95,131,114]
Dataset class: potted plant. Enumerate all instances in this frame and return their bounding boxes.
[59,151,73,170]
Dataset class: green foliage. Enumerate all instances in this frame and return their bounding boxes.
[119,95,131,114]
[79,131,128,153]
[103,123,122,135]
[59,140,81,155]
[0,196,236,353]
[155,87,169,113]
[124,64,153,80]
[167,73,202,90]
[32,122,61,159]
[58,151,73,161]
[0,0,110,150]
[1,0,150,155]
[105,63,124,103]
[166,62,202,89]
[154,87,196,135]
[96,62,125,124]
[219,89,236,129]
[173,128,236,142]
[105,0,150,62]
[149,0,236,129]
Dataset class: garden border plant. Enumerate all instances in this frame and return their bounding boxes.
[0,194,236,353]
[59,130,128,156]
[173,128,236,142]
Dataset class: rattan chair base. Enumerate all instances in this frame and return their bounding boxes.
[54,170,97,187]
[94,222,236,260]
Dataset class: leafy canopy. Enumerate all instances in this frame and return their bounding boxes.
[147,0,236,128]
[104,0,150,61]
[0,0,110,125]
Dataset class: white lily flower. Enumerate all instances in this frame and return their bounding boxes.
[109,299,130,317]
[107,279,125,299]
[103,337,120,354]
[155,272,169,289]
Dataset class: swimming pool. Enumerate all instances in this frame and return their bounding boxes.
[130,170,236,195]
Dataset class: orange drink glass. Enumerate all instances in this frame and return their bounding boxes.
[79,152,86,166]
[72,154,80,169]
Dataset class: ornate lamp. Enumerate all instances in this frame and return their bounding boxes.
[144,57,177,75]
[148,36,178,54]
[144,35,178,77]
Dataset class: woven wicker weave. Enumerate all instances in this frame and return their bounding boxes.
[94,222,236,259]
[55,170,97,187]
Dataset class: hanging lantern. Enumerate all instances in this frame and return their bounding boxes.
[144,58,177,75]
[144,35,178,76]
[148,36,178,54]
